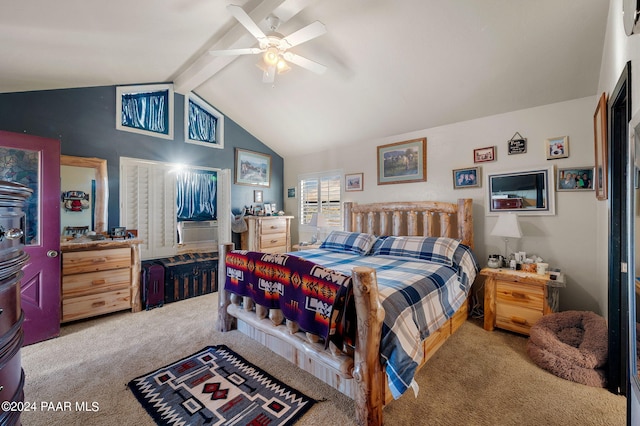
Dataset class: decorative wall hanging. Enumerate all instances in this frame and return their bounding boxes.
[507,132,527,155]
[185,92,224,149]
[345,173,363,191]
[474,146,496,163]
[453,167,481,189]
[377,138,427,185]
[546,136,569,160]
[235,149,271,187]
[116,84,174,140]
[593,92,608,200]
[61,190,90,212]
[556,166,595,191]
[287,187,296,198]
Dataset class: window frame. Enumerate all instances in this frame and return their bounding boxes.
[298,170,343,229]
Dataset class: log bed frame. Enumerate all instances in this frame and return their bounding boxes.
[217,199,474,425]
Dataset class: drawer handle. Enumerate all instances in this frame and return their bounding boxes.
[270,225,277,229]
[92,258,107,263]
[511,292,527,299]
[511,316,528,325]
[92,301,106,308]
[270,239,278,243]
[92,279,106,285]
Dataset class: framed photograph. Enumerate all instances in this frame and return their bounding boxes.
[453,167,481,189]
[264,203,272,215]
[556,166,595,191]
[377,138,427,185]
[116,84,174,140]
[253,189,263,203]
[345,173,364,191]
[546,136,569,160]
[474,146,496,163]
[593,92,608,200]
[287,187,295,198]
[235,148,271,187]
[184,92,224,149]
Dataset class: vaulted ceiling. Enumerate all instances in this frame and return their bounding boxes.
[0,0,608,158]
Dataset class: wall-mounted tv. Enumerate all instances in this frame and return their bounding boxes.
[487,166,555,216]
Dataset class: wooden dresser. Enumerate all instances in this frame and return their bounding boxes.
[60,239,142,322]
[481,267,565,336]
[241,216,293,253]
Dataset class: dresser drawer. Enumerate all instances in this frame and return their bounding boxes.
[63,247,131,275]
[260,218,287,235]
[496,304,543,335]
[260,233,287,250]
[62,289,131,322]
[496,280,544,310]
[62,268,131,298]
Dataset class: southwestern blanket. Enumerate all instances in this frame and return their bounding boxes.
[224,250,352,346]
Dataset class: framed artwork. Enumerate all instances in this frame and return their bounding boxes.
[235,148,271,187]
[253,190,263,203]
[185,92,224,149]
[377,138,427,185]
[593,92,608,200]
[546,136,569,160]
[453,166,481,189]
[116,84,174,140]
[556,166,595,191]
[287,187,296,198]
[473,146,496,163]
[507,133,527,155]
[264,203,272,215]
[345,173,364,191]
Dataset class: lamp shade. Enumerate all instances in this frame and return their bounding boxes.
[490,213,522,239]
[309,212,327,228]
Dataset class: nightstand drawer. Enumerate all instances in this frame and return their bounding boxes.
[496,304,543,335]
[260,218,287,235]
[62,268,131,298]
[62,288,131,322]
[62,247,131,274]
[496,280,544,310]
[260,233,287,250]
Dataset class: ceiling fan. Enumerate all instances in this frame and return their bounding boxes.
[210,4,327,83]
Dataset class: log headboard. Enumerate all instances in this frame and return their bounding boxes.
[343,198,473,249]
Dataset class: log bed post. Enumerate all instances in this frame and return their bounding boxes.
[352,266,385,426]
[217,242,236,332]
[457,198,474,248]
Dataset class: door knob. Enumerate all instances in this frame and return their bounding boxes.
[47,250,59,258]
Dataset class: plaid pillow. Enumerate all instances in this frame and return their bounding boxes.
[372,236,460,266]
[319,231,378,255]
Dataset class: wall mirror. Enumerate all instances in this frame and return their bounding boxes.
[60,155,108,234]
[486,166,555,216]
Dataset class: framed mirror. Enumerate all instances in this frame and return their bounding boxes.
[486,166,555,216]
[60,155,108,234]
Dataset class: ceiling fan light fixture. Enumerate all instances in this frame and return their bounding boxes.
[263,47,279,66]
[276,59,290,74]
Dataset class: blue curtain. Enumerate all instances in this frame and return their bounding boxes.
[176,170,217,221]
[121,90,169,135]
[188,99,217,143]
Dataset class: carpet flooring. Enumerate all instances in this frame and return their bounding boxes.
[21,293,626,425]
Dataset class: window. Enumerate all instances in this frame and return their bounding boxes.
[299,171,342,228]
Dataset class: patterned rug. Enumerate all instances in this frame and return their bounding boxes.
[128,345,315,425]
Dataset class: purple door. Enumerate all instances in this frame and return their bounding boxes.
[0,131,60,345]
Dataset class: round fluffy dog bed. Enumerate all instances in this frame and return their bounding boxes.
[526,310,608,387]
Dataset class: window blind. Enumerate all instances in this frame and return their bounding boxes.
[299,172,342,227]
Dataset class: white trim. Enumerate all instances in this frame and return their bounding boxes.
[184,92,225,149]
[116,83,174,140]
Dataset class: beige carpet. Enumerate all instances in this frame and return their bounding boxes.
[21,293,625,425]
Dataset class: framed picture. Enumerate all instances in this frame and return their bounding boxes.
[474,146,496,163]
[377,138,427,185]
[593,92,608,200]
[287,187,295,198]
[556,166,595,191]
[253,190,263,203]
[452,167,481,189]
[264,203,272,215]
[184,92,224,149]
[546,136,569,160]
[116,84,174,140]
[345,173,364,191]
[235,148,271,187]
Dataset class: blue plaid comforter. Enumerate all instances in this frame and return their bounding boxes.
[292,243,478,399]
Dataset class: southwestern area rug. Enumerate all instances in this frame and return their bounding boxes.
[128,345,315,425]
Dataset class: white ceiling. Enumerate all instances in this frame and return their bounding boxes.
[0,0,608,158]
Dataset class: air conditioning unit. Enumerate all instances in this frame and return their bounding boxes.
[177,220,218,244]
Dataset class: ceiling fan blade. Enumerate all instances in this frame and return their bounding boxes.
[281,21,326,48]
[227,4,268,42]
[209,47,263,56]
[262,65,276,84]
[283,52,327,75]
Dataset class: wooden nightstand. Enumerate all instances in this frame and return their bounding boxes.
[481,267,565,336]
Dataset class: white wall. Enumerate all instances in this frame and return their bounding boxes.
[284,96,604,314]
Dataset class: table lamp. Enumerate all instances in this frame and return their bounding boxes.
[490,212,522,259]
